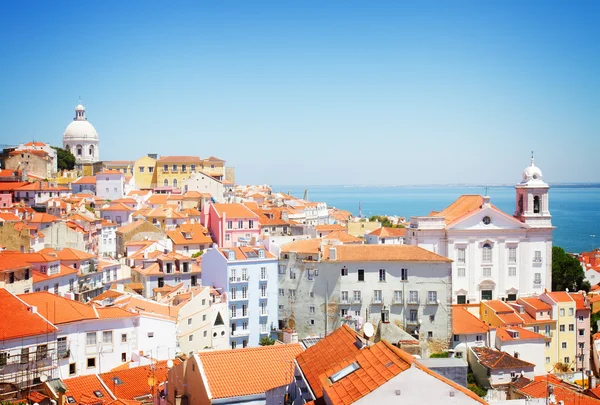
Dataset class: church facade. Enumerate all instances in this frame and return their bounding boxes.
[407,157,553,304]
[62,103,100,164]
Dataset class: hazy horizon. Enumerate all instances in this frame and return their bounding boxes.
[1,1,598,186]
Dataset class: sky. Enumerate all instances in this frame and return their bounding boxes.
[0,1,598,186]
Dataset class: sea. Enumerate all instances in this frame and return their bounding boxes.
[272,185,600,254]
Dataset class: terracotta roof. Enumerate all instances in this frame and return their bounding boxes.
[322,230,363,243]
[484,300,515,313]
[218,246,276,261]
[315,224,347,232]
[517,297,552,311]
[496,327,545,342]
[0,289,57,340]
[96,307,138,319]
[471,346,535,370]
[116,220,147,234]
[16,183,70,192]
[74,176,97,184]
[157,155,202,163]
[515,377,600,404]
[296,324,361,398]
[281,239,322,255]
[452,307,489,335]
[367,227,407,237]
[545,291,575,303]
[569,292,589,310]
[324,245,452,262]
[167,224,213,245]
[211,203,259,219]
[429,195,484,224]
[102,202,135,212]
[63,374,114,404]
[32,264,78,282]
[18,292,98,324]
[29,212,59,223]
[198,344,303,399]
[39,247,95,261]
[100,361,175,400]
[0,213,21,221]
[146,195,169,205]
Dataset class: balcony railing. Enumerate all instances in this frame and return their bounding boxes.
[533,258,543,263]
[392,298,403,305]
[230,312,249,320]
[371,298,383,305]
[426,299,439,305]
[229,277,249,283]
[407,298,420,305]
[260,309,269,316]
[406,319,419,326]
[340,299,350,305]
[352,298,362,304]
[232,329,250,337]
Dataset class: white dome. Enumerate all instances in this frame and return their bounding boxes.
[63,119,98,140]
[519,155,547,186]
[75,104,85,111]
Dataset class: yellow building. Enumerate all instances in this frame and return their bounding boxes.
[134,154,158,189]
[103,160,134,175]
[200,156,226,179]
[540,291,578,371]
[156,156,203,189]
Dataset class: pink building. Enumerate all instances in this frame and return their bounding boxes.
[203,203,260,248]
[0,193,11,208]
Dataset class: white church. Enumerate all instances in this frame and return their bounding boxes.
[62,102,100,164]
[407,157,553,304]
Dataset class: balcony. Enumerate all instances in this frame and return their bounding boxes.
[260,309,269,316]
[352,298,362,304]
[392,298,403,305]
[229,277,249,284]
[371,298,383,305]
[407,298,420,305]
[426,299,439,306]
[340,299,351,305]
[406,319,419,326]
[229,295,248,302]
[231,329,250,337]
[231,312,249,320]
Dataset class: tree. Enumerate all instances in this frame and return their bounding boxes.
[368,215,405,229]
[52,146,76,171]
[552,246,590,292]
[191,251,203,259]
[259,336,276,346]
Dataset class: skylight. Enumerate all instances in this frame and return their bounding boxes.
[112,376,124,385]
[93,390,104,398]
[66,396,76,404]
[329,362,360,383]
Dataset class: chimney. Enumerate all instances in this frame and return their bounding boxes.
[329,247,337,261]
[29,305,38,314]
[482,195,491,208]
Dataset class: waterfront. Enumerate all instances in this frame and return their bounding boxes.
[274,185,600,254]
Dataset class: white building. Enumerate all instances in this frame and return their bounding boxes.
[494,327,546,376]
[202,246,279,349]
[182,171,227,203]
[451,306,490,359]
[18,292,138,378]
[130,252,201,298]
[100,202,135,226]
[365,227,407,245]
[62,103,100,164]
[99,220,117,258]
[96,170,125,201]
[408,157,553,304]
[14,182,71,208]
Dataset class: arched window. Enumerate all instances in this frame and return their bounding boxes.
[163,179,169,187]
[89,145,94,156]
[76,145,83,156]
[533,196,540,214]
[482,243,492,263]
[173,178,178,188]
[518,195,523,214]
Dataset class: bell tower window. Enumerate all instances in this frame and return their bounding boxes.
[89,145,94,156]
[533,196,540,214]
[77,145,83,156]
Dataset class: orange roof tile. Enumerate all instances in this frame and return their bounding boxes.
[367,226,407,237]
[496,327,545,342]
[0,289,57,340]
[280,239,322,255]
[211,203,259,219]
[100,361,176,400]
[29,212,59,223]
[324,245,452,263]
[18,292,98,324]
[517,297,552,311]
[64,374,113,404]
[74,176,97,184]
[569,292,589,310]
[322,230,363,243]
[296,324,361,398]
[472,346,535,370]
[102,202,135,212]
[429,195,483,224]
[218,246,276,261]
[157,156,202,163]
[166,224,213,245]
[452,307,489,335]
[545,291,575,303]
[315,224,347,232]
[198,344,303,399]
[39,247,95,261]
[516,378,600,404]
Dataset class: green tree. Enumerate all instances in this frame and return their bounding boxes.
[191,251,203,259]
[52,146,76,171]
[552,246,590,292]
[368,215,405,229]
[259,336,276,346]
[429,352,449,358]
[591,311,600,334]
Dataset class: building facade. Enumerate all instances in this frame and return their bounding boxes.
[62,103,100,164]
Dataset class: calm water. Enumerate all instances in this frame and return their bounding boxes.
[273,185,600,254]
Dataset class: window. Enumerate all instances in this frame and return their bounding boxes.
[579,315,584,322]
[261,267,267,280]
[580,329,585,336]
[290,269,296,279]
[560,308,565,316]
[508,267,517,277]
[562,342,567,349]
[230,287,237,300]
[378,269,386,282]
[482,243,492,263]
[546,357,551,364]
[534,273,542,285]
[394,290,402,304]
[289,289,296,298]
[122,353,127,362]
[163,179,169,187]
[454,248,466,265]
[341,291,349,303]
[147,332,154,338]
[58,337,67,357]
[401,268,408,281]
[191,275,197,286]
[560,325,565,332]
[546,341,551,348]
[457,268,466,277]
[534,251,542,263]
[569,308,574,316]
[238,220,243,229]
[579,342,585,349]
[569,324,574,332]
[191,164,196,171]
[353,290,361,303]
[483,267,491,277]
[189,334,193,342]
[358,269,364,282]
[427,291,437,304]
[508,247,517,263]
[279,289,285,297]
[279,265,286,274]
[341,308,348,317]
[227,221,233,230]
[457,295,467,304]
[121,334,127,343]
[139,167,145,173]
[533,196,540,213]
[102,331,113,344]
[87,358,96,368]
[86,332,97,346]
[341,267,348,276]
[36,344,48,361]
[231,341,237,350]
[148,166,154,173]
[310,306,315,314]
[453,335,459,342]
[188,318,192,326]
[260,284,267,298]
[309,291,314,298]
[373,290,382,303]
[481,290,493,300]
[249,220,254,229]
[172,164,177,171]
[242,268,248,280]
[69,363,76,375]
[409,290,419,304]
[409,310,418,322]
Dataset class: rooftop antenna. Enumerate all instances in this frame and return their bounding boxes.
[531,150,535,166]
[484,187,488,196]
[358,202,362,218]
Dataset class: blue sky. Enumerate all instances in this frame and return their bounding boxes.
[0,1,598,185]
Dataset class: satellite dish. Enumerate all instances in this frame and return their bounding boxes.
[363,322,374,339]
[39,374,48,383]
[167,359,174,369]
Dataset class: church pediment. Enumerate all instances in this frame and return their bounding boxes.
[447,206,529,231]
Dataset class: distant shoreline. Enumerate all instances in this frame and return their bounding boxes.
[272,183,600,189]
